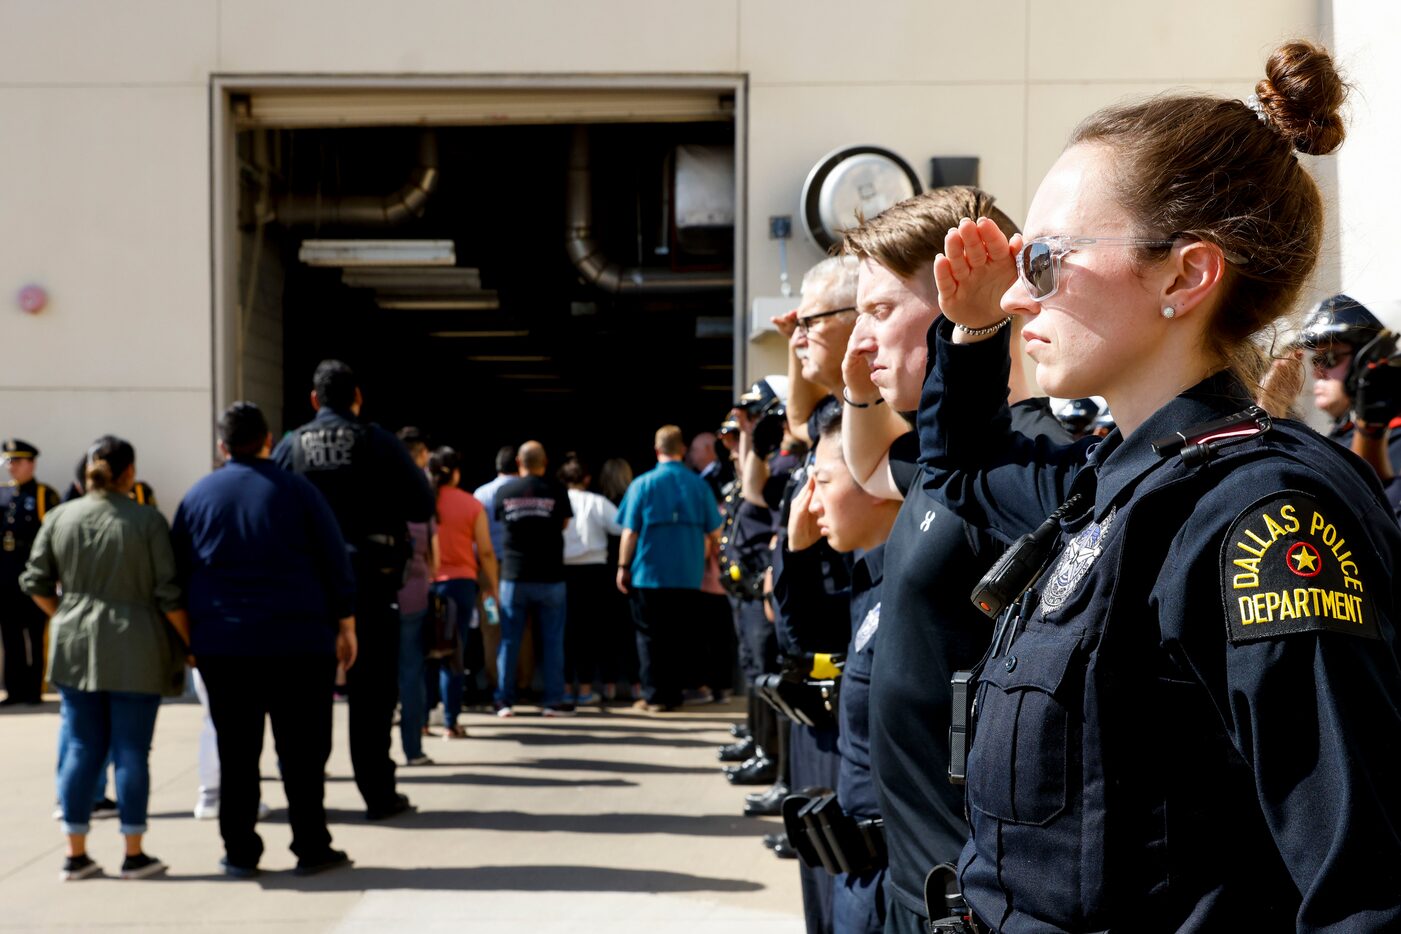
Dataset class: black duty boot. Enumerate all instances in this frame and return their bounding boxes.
[718,736,756,763]
[724,752,778,786]
[744,781,790,816]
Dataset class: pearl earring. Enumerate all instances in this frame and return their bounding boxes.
[1162,306,1176,319]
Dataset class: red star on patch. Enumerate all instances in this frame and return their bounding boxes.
[1286,541,1322,578]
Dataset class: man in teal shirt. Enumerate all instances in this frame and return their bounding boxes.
[616,425,722,711]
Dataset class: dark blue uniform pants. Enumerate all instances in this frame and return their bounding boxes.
[1,587,46,703]
[882,891,927,934]
[791,721,842,934]
[835,867,886,934]
[349,564,401,811]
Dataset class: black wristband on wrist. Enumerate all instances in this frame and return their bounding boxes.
[842,388,885,409]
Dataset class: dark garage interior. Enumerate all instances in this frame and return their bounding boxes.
[233,117,737,483]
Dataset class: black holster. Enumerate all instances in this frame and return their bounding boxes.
[755,654,843,729]
[924,863,982,934]
[780,789,886,877]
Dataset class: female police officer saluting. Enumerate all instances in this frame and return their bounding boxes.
[925,41,1401,931]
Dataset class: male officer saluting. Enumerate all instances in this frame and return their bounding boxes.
[274,361,435,820]
[1,440,61,705]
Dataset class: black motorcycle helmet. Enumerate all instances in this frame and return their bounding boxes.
[734,378,785,420]
[1298,294,1384,351]
[1055,398,1100,436]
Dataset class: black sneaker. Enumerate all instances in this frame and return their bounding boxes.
[294,848,352,877]
[60,854,101,881]
[365,793,414,821]
[91,798,119,819]
[119,853,168,879]
[219,857,260,879]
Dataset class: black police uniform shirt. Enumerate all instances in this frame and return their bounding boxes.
[922,318,1401,931]
[1327,417,1401,517]
[1,478,61,586]
[771,440,853,659]
[837,545,884,822]
[495,474,572,583]
[720,448,797,596]
[869,401,1070,921]
[272,406,435,554]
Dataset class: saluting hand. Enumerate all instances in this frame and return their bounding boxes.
[787,474,823,552]
[771,308,799,341]
[933,217,1018,331]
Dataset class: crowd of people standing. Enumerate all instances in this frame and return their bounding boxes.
[3,36,1401,934]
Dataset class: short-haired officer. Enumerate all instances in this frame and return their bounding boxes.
[1,439,61,704]
[273,360,435,820]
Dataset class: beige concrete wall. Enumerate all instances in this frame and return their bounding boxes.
[1333,0,1401,318]
[0,0,1329,506]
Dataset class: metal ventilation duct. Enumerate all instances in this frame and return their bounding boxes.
[263,131,440,227]
[564,126,732,294]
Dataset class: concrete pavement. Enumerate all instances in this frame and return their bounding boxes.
[0,695,802,933]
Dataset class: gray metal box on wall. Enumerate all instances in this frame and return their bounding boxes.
[675,144,735,253]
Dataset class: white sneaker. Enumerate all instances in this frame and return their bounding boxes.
[195,800,269,820]
[495,706,515,718]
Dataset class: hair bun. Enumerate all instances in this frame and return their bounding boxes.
[1255,40,1347,155]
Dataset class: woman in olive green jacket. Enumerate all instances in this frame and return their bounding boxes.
[21,436,190,882]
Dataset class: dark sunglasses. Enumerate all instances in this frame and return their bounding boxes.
[1014,235,1247,302]
[796,306,855,335]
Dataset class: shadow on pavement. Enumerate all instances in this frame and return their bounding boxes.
[487,731,715,749]
[468,757,718,775]
[323,808,771,837]
[253,863,764,893]
[324,773,638,789]
[465,721,734,736]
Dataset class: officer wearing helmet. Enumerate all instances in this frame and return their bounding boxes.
[1299,293,1401,507]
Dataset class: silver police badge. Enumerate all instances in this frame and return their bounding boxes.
[1040,506,1117,612]
[854,603,881,653]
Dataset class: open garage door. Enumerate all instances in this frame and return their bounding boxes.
[212,77,747,481]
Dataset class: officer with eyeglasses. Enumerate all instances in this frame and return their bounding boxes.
[1297,293,1401,512]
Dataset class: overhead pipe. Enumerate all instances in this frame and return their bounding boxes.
[264,131,439,227]
[565,126,732,294]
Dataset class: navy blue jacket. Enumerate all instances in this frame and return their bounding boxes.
[923,318,1401,932]
[172,458,355,657]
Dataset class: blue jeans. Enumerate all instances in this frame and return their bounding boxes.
[430,578,478,727]
[56,707,111,807]
[56,687,161,835]
[497,579,566,708]
[397,609,429,760]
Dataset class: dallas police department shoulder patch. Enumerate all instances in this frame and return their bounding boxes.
[1040,506,1117,612]
[1220,491,1379,645]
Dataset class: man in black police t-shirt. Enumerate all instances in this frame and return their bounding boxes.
[493,440,573,717]
[273,360,435,822]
